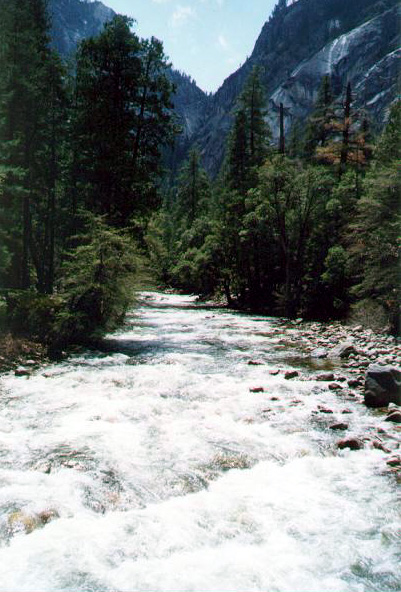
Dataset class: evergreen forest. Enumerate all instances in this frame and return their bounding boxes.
[0,0,400,359]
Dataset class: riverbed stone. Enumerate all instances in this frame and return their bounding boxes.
[386,456,401,467]
[364,364,401,407]
[310,347,328,358]
[249,387,264,393]
[316,373,334,381]
[285,370,299,380]
[14,366,30,377]
[385,411,401,423]
[337,438,364,450]
[328,342,358,359]
[330,422,348,430]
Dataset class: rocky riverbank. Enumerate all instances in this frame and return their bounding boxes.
[0,333,49,374]
[247,318,401,481]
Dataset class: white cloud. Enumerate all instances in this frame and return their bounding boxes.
[218,34,229,51]
[170,5,196,27]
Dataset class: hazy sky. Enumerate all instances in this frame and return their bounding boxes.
[103,0,277,93]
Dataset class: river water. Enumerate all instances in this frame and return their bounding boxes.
[0,292,399,592]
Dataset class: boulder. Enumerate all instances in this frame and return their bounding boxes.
[285,370,299,380]
[328,383,343,391]
[330,422,348,430]
[364,364,401,408]
[385,411,401,423]
[337,438,364,451]
[316,373,334,381]
[14,366,30,377]
[328,342,358,359]
[249,387,264,393]
[310,348,328,359]
[387,456,401,468]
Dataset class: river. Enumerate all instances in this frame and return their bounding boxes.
[0,292,399,592]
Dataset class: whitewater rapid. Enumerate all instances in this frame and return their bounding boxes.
[0,292,399,591]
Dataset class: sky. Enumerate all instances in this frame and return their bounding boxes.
[103,0,278,93]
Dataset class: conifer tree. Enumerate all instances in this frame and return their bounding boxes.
[72,17,175,225]
[0,0,67,291]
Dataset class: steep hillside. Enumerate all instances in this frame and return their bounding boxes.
[49,0,115,55]
[48,0,210,169]
[48,0,400,177]
[191,0,400,175]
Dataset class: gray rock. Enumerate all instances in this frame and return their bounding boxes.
[364,364,401,408]
[310,348,328,359]
[14,367,30,377]
[328,342,358,359]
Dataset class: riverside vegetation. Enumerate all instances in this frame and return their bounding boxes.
[0,0,400,364]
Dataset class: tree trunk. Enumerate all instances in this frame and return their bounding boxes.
[279,103,285,155]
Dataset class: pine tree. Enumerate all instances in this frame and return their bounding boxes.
[175,148,210,225]
[303,75,335,159]
[72,18,175,225]
[0,0,67,291]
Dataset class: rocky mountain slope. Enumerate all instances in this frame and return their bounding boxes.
[49,0,115,55]
[190,0,400,175]
[48,0,209,168]
[49,0,400,176]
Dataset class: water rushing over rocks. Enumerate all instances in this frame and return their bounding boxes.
[0,292,400,592]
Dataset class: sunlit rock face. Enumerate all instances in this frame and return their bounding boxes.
[49,0,399,175]
[49,0,115,56]
[267,5,401,140]
[189,0,400,175]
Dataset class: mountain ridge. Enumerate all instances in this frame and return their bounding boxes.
[48,0,400,176]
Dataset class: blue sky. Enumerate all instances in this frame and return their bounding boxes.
[103,0,277,93]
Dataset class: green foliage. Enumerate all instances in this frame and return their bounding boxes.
[0,5,177,349]
[0,0,67,292]
[72,16,175,224]
[54,217,139,346]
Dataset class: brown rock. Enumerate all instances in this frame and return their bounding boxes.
[385,411,401,423]
[318,406,334,414]
[269,369,280,376]
[285,371,299,380]
[337,438,364,451]
[316,373,334,382]
[372,440,391,453]
[248,360,264,366]
[328,383,343,391]
[249,387,264,393]
[38,509,59,525]
[15,366,30,377]
[330,423,348,431]
[386,456,401,467]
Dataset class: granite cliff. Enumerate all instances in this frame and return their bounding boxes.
[48,0,400,176]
